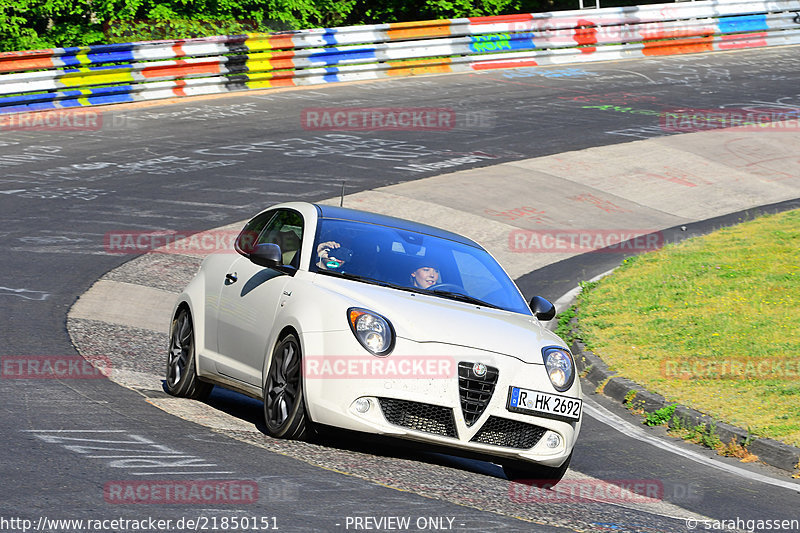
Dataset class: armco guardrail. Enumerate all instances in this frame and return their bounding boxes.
[2,0,800,115]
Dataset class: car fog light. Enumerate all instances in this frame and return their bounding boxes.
[546,433,561,449]
[354,398,372,413]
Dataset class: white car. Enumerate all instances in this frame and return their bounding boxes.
[166,202,582,481]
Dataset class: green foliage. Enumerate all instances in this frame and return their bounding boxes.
[554,305,577,344]
[697,423,722,449]
[0,0,668,52]
[0,0,359,51]
[644,404,676,427]
[623,389,637,405]
[679,421,722,449]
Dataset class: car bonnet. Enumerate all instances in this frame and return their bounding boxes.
[312,274,560,364]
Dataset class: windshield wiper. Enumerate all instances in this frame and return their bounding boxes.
[428,289,501,309]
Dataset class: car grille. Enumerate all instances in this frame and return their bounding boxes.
[458,362,499,426]
[470,416,547,449]
[378,398,458,438]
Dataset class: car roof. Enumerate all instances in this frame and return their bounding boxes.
[314,204,480,248]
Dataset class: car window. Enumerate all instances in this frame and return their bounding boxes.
[311,219,530,315]
[257,210,304,267]
[235,210,274,256]
[452,250,501,299]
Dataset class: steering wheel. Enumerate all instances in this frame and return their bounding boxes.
[428,283,464,292]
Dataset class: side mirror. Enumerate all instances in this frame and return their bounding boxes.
[249,243,282,268]
[530,296,556,321]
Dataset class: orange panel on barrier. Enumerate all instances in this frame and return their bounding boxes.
[573,19,598,55]
[172,79,187,97]
[642,36,714,56]
[387,21,452,40]
[0,57,56,72]
[468,14,534,25]
[472,59,538,70]
[386,58,452,76]
[141,60,221,78]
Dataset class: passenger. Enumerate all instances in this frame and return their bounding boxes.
[316,241,353,271]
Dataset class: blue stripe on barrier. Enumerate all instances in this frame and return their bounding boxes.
[59,46,87,55]
[469,33,536,53]
[0,101,60,113]
[60,55,86,67]
[0,92,60,107]
[57,93,136,107]
[309,47,377,65]
[718,15,768,33]
[87,51,137,64]
[86,93,137,105]
[322,29,338,47]
[61,85,136,97]
[58,99,88,108]
[52,86,136,106]
[323,68,340,82]
[86,42,137,54]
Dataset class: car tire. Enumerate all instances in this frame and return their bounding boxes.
[263,334,314,440]
[165,308,213,400]
[502,452,572,486]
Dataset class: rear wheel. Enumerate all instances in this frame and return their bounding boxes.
[165,308,212,400]
[502,452,572,486]
[263,334,313,440]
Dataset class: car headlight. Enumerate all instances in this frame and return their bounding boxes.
[542,346,575,392]
[347,308,394,356]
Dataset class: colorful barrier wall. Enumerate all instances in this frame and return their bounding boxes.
[1,0,800,114]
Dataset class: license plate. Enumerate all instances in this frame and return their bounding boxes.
[507,386,582,422]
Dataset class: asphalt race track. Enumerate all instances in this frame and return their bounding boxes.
[2,47,800,532]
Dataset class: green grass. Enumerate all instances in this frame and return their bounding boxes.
[577,209,800,448]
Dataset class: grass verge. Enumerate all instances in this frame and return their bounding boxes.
[575,209,800,448]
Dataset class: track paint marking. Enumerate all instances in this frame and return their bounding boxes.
[27,430,234,476]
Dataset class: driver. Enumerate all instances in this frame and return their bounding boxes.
[410,262,440,289]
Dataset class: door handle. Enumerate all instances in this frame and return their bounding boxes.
[225,272,238,283]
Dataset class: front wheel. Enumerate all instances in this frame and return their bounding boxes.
[165,308,213,400]
[263,334,313,440]
[502,452,572,486]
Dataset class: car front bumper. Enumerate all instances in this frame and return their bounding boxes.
[302,331,581,467]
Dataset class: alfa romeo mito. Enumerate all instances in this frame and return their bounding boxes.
[166,202,582,481]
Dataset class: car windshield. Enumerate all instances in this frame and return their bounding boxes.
[310,218,531,315]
